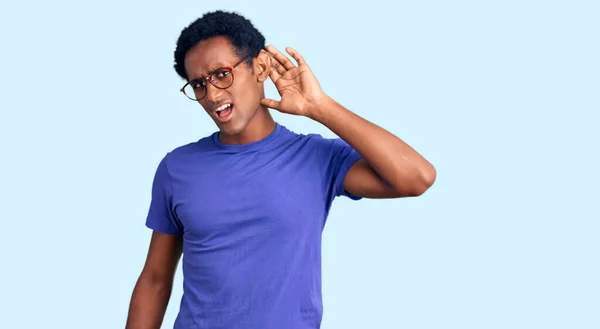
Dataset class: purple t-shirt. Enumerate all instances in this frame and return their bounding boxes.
[146,123,362,329]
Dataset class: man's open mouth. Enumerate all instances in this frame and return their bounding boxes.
[215,103,234,121]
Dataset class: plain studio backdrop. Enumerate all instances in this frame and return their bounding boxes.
[0,1,598,328]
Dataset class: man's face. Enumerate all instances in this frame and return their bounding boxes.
[183,36,265,138]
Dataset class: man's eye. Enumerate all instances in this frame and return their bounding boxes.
[214,70,230,79]
[192,80,206,88]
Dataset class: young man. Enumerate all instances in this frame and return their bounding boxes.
[125,10,436,329]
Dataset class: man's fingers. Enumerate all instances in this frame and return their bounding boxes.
[260,98,281,110]
[266,45,295,70]
[286,47,306,66]
[269,66,281,83]
[272,62,286,76]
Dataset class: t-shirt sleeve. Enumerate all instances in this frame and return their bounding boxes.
[312,135,363,203]
[145,154,183,235]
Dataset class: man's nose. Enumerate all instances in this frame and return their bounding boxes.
[205,83,223,103]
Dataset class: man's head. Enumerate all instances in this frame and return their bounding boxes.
[174,10,274,140]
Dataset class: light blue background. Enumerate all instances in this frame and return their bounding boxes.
[1,0,598,328]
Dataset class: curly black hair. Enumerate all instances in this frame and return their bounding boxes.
[173,10,266,80]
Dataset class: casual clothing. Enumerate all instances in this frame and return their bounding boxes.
[146,123,361,329]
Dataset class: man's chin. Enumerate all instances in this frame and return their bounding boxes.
[216,120,245,137]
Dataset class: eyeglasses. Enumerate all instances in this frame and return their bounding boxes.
[180,54,252,101]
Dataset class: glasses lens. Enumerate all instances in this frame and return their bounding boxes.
[182,69,234,101]
[183,83,204,100]
[212,69,234,89]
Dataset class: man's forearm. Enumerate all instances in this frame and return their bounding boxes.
[125,276,173,329]
[310,96,436,195]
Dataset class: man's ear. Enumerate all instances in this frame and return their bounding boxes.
[254,49,272,82]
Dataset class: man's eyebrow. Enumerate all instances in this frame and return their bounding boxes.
[189,64,226,80]
[207,65,225,75]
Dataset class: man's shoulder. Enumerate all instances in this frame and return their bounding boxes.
[278,124,331,145]
[283,127,345,154]
[159,133,217,164]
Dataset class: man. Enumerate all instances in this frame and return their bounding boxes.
[125,10,436,329]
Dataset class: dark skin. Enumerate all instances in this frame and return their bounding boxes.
[125,231,182,329]
[183,36,277,145]
[126,36,436,328]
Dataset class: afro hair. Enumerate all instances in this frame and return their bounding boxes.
[173,10,266,80]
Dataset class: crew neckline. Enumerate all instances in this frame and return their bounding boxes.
[211,123,282,151]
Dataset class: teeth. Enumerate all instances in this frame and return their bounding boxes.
[215,103,232,112]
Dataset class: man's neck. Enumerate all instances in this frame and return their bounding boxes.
[218,108,277,145]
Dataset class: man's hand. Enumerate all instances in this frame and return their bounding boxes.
[261,44,436,198]
[260,45,328,119]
